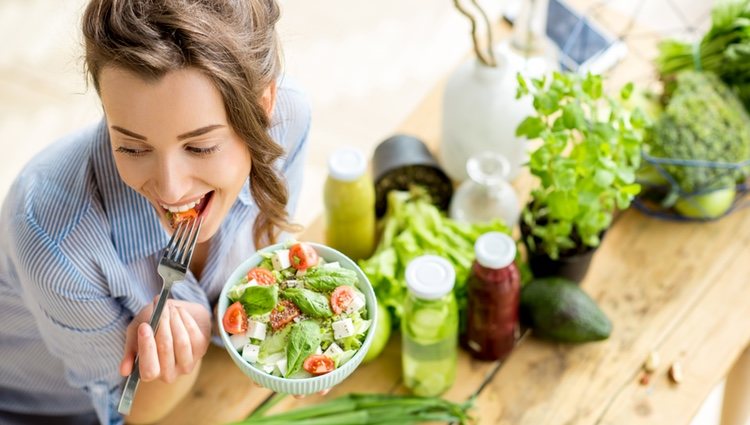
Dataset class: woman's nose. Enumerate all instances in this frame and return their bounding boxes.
[155,154,190,203]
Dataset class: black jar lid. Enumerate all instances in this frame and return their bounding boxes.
[372,134,454,217]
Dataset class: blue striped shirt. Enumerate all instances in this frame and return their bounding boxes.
[0,80,310,424]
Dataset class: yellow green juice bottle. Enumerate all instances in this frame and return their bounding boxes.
[324,147,375,261]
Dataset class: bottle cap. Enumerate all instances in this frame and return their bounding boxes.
[405,255,455,300]
[474,232,516,269]
[328,147,367,182]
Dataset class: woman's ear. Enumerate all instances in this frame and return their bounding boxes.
[261,80,278,119]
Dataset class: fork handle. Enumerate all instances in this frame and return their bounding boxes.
[118,284,173,415]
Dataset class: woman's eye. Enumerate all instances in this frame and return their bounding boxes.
[186,145,221,156]
[115,146,149,157]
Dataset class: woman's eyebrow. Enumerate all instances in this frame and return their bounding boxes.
[177,124,225,140]
[111,125,147,140]
[110,124,225,141]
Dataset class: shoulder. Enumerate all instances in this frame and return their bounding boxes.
[2,122,104,244]
[270,76,311,154]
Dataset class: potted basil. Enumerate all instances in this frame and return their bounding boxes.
[515,72,646,282]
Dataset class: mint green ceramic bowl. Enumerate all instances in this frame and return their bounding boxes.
[217,242,378,394]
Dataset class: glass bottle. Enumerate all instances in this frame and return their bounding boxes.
[461,232,521,361]
[402,255,458,397]
[449,152,520,227]
[324,147,376,261]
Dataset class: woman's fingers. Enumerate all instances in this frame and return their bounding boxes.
[178,305,209,357]
[155,304,176,383]
[137,323,160,381]
[171,305,194,374]
[292,389,330,399]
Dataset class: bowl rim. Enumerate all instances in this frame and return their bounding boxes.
[217,241,378,384]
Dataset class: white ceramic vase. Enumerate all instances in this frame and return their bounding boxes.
[439,50,535,183]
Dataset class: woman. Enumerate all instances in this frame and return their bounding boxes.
[0,0,310,423]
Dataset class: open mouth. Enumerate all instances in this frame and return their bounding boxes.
[163,191,214,228]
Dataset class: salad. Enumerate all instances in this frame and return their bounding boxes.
[222,242,371,379]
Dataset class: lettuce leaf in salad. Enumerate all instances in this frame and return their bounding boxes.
[227,277,251,302]
[330,349,357,368]
[240,285,278,316]
[259,326,290,360]
[283,287,333,318]
[302,267,358,293]
[286,320,321,377]
[338,335,363,352]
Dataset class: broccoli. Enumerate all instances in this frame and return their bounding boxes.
[647,71,750,194]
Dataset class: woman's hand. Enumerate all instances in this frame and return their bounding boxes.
[120,299,211,383]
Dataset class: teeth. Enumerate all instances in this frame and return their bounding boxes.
[161,194,205,213]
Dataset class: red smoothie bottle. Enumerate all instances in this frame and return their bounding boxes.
[461,232,520,361]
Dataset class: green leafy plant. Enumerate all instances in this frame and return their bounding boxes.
[516,72,646,260]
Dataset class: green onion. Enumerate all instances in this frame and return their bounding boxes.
[235,393,474,425]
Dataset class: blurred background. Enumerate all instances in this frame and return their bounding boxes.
[0,0,720,423]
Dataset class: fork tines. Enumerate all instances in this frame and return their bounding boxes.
[165,217,203,266]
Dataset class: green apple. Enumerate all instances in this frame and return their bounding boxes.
[674,187,736,219]
[363,303,391,363]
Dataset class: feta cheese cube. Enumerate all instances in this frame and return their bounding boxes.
[346,293,366,314]
[247,278,259,287]
[275,358,288,377]
[246,320,267,341]
[242,344,260,363]
[295,269,307,277]
[315,345,323,355]
[230,334,249,351]
[272,249,291,270]
[322,261,340,269]
[324,342,344,357]
[332,318,356,340]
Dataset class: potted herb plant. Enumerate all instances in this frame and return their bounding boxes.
[515,72,646,282]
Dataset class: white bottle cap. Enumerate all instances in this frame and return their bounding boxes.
[474,232,516,269]
[327,147,367,182]
[405,255,455,300]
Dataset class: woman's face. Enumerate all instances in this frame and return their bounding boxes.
[99,67,252,242]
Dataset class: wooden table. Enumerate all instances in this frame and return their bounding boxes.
[161,7,750,425]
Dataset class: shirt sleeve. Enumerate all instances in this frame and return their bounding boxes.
[11,214,127,425]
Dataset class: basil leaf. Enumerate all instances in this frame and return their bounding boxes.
[286,320,320,377]
[283,287,333,318]
[302,268,358,293]
[240,285,278,316]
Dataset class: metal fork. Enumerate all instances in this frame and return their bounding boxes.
[117,216,203,416]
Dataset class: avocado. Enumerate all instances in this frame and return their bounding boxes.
[520,277,612,343]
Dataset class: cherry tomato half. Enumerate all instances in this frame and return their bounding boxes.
[269,299,301,331]
[223,301,247,335]
[247,267,276,286]
[288,242,319,271]
[303,354,335,376]
[331,285,356,315]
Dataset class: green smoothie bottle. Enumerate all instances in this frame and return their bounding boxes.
[402,255,458,397]
[324,147,376,261]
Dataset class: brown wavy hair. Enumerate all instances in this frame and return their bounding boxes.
[82,0,300,248]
